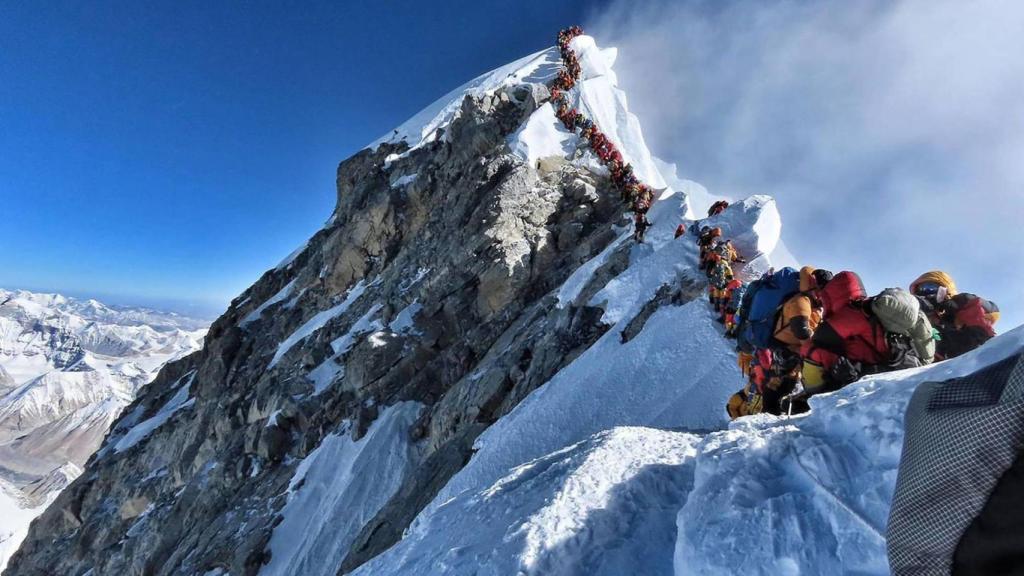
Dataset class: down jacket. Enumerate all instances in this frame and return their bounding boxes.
[773,267,824,354]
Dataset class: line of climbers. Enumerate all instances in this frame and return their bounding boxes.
[688,205,1002,420]
[550,26,655,243]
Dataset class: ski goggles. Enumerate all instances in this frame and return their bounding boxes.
[913,281,943,296]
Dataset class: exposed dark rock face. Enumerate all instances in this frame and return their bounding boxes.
[8,84,640,576]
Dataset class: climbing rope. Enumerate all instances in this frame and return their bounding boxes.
[550,27,656,224]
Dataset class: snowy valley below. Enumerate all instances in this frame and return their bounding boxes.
[0,289,207,569]
[5,34,1019,576]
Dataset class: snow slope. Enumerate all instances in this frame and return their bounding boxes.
[356,322,1023,576]
[355,428,700,576]
[358,188,791,576]
[0,479,51,572]
[369,36,792,526]
[261,402,423,576]
[677,326,1024,575]
[342,34,1022,576]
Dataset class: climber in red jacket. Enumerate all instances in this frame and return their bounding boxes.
[707,200,729,217]
[800,271,889,394]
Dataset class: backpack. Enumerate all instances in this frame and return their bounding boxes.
[950,293,1000,335]
[709,260,733,290]
[736,267,801,352]
[818,271,867,315]
[872,288,936,365]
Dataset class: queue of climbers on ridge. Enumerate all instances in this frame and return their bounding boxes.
[690,202,1002,420]
[550,27,1002,416]
[551,26,655,242]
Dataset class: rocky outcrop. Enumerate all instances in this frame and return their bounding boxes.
[8,82,635,576]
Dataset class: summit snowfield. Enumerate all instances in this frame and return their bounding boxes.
[0,288,207,570]
[7,34,1017,576]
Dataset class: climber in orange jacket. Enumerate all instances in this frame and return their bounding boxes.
[773,267,833,354]
[910,271,1000,360]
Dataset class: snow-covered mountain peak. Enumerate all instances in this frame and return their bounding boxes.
[10,29,1002,576]
[369,35,666,192]
[368,45,559,152]
[7,31,786,575]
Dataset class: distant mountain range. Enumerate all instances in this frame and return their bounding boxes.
[0,288,207,569]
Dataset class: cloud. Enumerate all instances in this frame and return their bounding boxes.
[586,0,1024,328]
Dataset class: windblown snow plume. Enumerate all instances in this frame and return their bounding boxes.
[587,0,1024,328]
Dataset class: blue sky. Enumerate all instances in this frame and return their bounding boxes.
[2,0,1020,329]
[0,1,609,317]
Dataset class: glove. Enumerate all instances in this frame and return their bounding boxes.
[829,356,862,386]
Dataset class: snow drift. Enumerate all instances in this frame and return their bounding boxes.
[358,328,1024,576]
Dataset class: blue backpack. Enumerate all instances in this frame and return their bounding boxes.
[736,267,801,352]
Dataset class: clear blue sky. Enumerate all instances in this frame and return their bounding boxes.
[0,1,610,317]
[3,1,1019,330]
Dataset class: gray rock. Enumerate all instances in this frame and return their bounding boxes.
[9,83,635,576]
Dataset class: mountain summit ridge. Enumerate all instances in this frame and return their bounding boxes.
[7,32,999,576]
[11,34,662,575]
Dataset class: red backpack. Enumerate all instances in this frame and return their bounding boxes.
[818,271,867,316]
[805,271,887,373]
[952,294,999,337]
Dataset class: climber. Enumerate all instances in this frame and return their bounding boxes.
[799,271,877,395]
[633,212,651,243]
[723,279,746,337]
[707,259,733,312]
[728,345,804,420]
[707,239,744,314]
[699,230,726,273]
[707,200,729,217]
[801,273,936,396]
[697,227,718,262]
[935,293,1000,359]
[773,267,833,354]
[872,287,937,368]
[910,271,999,360]
[727,382,762,420]
[755,347,804,416]
[734,266,801,354]
[732,267,831,418]
[632,185,655,215]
